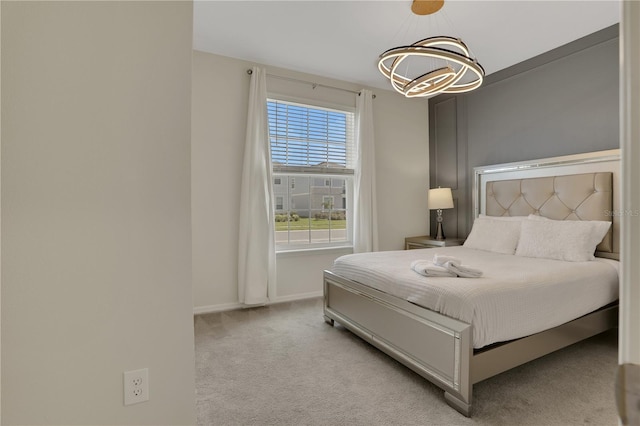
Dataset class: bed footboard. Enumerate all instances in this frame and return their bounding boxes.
[323,270,474,416]
[324,270,618,417]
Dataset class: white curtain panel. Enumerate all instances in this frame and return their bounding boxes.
[353,89,379,253]
[238,66,276,305]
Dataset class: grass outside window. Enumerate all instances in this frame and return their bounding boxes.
[275,218,346,231]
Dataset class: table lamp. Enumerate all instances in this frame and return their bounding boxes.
[428,187,454,240]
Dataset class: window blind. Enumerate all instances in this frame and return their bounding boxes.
[267,99,355,174]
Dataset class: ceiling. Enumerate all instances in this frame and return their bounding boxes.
[193,1,620,92]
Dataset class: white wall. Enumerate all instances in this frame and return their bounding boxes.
[1,3,3,422]
[1,2,196,424]
[192,50,429,312]
[620,0,640,365]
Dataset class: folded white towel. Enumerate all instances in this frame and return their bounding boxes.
[430,253,484,278]
[446,263,483,278]
[432,254,462,267]
[410,260,456,277]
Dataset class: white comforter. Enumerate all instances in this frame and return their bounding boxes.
[331,246,619,348]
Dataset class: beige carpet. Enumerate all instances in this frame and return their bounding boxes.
[195,297,619,426]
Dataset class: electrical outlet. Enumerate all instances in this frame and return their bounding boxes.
[124,368,149,405]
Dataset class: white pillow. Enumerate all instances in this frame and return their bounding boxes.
[515,217,611,262]
[526,214,550,221]
[479,214,526,222]
[463,216,522,254]
[526,213,612,254]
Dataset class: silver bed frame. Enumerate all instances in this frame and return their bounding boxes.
[323,150,621,416]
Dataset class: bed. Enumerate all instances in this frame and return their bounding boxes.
[322,149,621,416]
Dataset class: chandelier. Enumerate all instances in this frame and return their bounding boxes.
[378,0,485,98]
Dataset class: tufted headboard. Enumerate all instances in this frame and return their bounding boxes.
[486,172,613,254]
[473,149,620,259]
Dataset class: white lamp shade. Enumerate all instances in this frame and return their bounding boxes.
[428,187,454,210]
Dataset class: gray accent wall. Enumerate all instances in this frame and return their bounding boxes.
[429,25,619,237]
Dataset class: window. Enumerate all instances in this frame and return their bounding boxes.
[274,178,281,185]
[322,196,334,211]
[268,98,355,249]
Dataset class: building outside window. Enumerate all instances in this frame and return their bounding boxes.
[322,196,334,211]
[268,98,355,249]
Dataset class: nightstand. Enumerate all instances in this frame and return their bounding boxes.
[404,236,465,250]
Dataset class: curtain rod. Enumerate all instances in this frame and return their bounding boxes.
[246,69,375,99]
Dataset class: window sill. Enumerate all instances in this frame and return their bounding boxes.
[276,245,353,258]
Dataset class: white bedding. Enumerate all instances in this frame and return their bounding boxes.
[331,246,619,348]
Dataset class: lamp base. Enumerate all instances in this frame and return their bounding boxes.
[434,209,446,240]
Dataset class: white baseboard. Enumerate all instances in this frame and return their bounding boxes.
[193,302,243,315]
[271,290,323,304]
[193,291,323,316]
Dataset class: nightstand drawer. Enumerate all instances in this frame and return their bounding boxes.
[405,236,465,250]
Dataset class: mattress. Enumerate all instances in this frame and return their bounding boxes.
[331,246,619,348]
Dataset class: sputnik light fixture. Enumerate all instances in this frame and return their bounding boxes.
[378,0,485,98]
